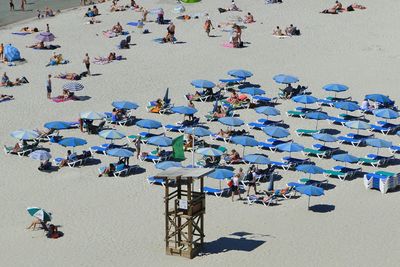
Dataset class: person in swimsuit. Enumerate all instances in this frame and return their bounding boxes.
[0,43,3,60]
[204,17,214,37]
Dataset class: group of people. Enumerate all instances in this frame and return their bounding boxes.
[84,5,99,17]
[273,24,300,37]
[321,1,366,14]
[1,72,28,87]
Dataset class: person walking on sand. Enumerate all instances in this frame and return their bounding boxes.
[83,53,90,75]
[46,74,52,99]
[10,0,15,11]
[204,16,214,37]
[46,23,50,32]
[20,0,25,11]
[0,43,4,61]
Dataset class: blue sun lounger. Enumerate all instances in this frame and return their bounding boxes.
[164,124,186,133]
[369,121,400,135]
[203,187,227,197]
[328,116,348,126]
[363,171,400,194]
[258,138,290,152]
[247,118,282,130]
[337,136,363,147]
[282,157,311,168]
[270,161,290,170]
[333,166,361,176]
[390,145,400,154]
[147,176,166,186]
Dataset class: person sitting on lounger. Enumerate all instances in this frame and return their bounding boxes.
[213,106,226,118]
[225,149,241,163]
[228,91,240,104]
[112,22,123,33]
[184,134,194,151]
[244,12,255,23]
[12,140,27,153]
[59,150,78,168]
[99,163,116,177]
[218,128,232,138]
[282,83,294,99]
[26,41,45,49]
[149,99,163,113]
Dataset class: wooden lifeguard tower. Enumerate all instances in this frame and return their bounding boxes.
[155,168,214,259]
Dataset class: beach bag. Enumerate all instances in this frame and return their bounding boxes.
[227,180,233,187]
[218,8,227,13]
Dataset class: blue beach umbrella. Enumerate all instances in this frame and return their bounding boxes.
[147,136,172,147]
[228,69,253,79]
[99,130,126,141]
[296,164,324,178]
[58,137,87,148]
[196,147,223,157]
[312,133,337,143]
[255,106,281,117]
[184,127,212,137]
[323,84,349,97]
[218,117,244,127]
[345,120,370,133]
[295,185,324,209]
[208,168,234,180]
[44,121,71,130]
[277,142,304,156]
[155,161,182,170]
[334,101,360,113]
[112,101,139,110]
[373,109,399,120]
[191,79,216,89]
[136,119,162,130]
[332,153,359,165]
[273,74,299,84]
[263,126,290,138]
[243,154,270,165]
[240,87,265,96]
[365,94,392,104]
[80,111,105,120]
[365,138,392,155]
[305,112,329,129]
[292,95,318,107]
[231,136,258,155]
[29,150,51,161]
[62,82,84,92]
[27,207,52,222]
[171,106,198,115]
[107,148,134,158]
[11,129,39,140]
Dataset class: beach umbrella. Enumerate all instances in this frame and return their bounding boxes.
[296,164,324,178]
[155,161,182,170]
[196,147,223,157]
[373,109,399,120]
[62,82,84,92]
[171,106,198,115]
[35,32,55,42]
[365,138,392,155]
[11,129,39,140]
[231,136,258,155]
[136,119,162,130]
[239,87,265,96]
[29,150,51,161]
[255,106,281,117]
[44,121,71,130]
[184,127,212,137]
[27,207,52,222]
[243,154,270,165]
[273,74,299,84]
[112,101,139,110]
[332,153,359,165]
[80,111,105,120]
[208,168,234,180]
[163,88,170,105]
[58,137,87,148]
[323,84,349,97]
[305,112,329,129]
[147,136,172,147]
[181,0,201,3]
[218,117,244,127]
[334,101,360,113]
[99,130,126,141]
[292,95,318,107]
[397,131,400,136]
[365,94,392,104]
[228,69,253,79]
[295,185,324,209]
[312,133,337,144]
[277,142,304,156]
[262,126,290,138]
[191,79,215,89]
[345,120,370,133]
[106,148,134,158]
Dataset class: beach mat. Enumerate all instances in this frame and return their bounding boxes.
[12,32,31,36]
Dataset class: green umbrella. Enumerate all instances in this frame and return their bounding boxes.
[27,207,52,222]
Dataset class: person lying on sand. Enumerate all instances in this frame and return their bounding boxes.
[20,26,39,32]
[26,41,45,49]
[46,52,68,66]
[244,12,255,23]
[54,72,81,80]
[321,1,343,14]
[0,94,14,101]
[1,72,22,87]
[87,17,101,24]
[110,2,126,12]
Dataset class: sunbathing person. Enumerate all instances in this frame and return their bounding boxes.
[163,22,176,43]
[149,99,163,113]
[273,26,286,36]
[228,0,241,11]
[130,0,139,8]
[0,94,14,101]
[227,91,240,104]
[213,106,226,118]
[12,140,28,153]
[92,5,99,15]
[87,17,101,24]
[110,3,125,12]
[218,128,232,138]
[26,41,45,49]
[112,22,123,33]
[99,163,116,177]
[55,72,81,80]
[244,12,255,23]
[226,149,242,163]
[46,53,68,66]
[285,24,300,35]
[20,27,39,32]
[59,150,78,168]
[1,72,22,87]
[321,1,343,14]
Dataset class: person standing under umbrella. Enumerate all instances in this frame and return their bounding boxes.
[134,136,141,159]
[83,53,90,75]
[46,74,52,99]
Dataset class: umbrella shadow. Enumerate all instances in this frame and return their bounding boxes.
[38,165,59,173]
[320,183,336,191]
[319,128,341,135]
[77,96,91,101]
[237,83,261,89]
[209,35,222,38]
[82,158,102,167]
[174,41,187,45]
[130,166,146,175]
[91,73,102,77]
[309,204,335,213]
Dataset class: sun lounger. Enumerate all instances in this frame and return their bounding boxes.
[337,136,363,147]
[323,169,348,181]
[4,145,33,157]
[104,112,134,126]
[282,156,311,168]
[318,98,335,107]
[258,138,290,152]
[210,133,231,143]
[286,110,305,118]
[164,124,186,133]
[113,163,136,177]
[357,157,380,167]
[363,171,400,194]
[246,194,278,206]
[147,176,166,187]
[369,121,400,135]
[54,157,81,168]
[302,148,328,159]
[203,187,227,197]
[270,161,290,170]
[295,129,319,136]
[332,165,361,176]
[390,145,400,154]
[248,118,283,130]
[90,143,112,155]
[328,116,348,126]
[252,95,277,105]
[366,154,394,166]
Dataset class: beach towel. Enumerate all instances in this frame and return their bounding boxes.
[33,45,60,50]
[52,96,72,103]
[103,31,117,38]
[223,42,234,48]
[12,32,32,36]
[127,21,144,27]
[93,58,111,65]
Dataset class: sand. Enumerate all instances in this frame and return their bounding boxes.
[1,0,400,266]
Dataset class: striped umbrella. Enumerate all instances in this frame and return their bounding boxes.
[27,207,52,222]
[35,32,55,42]
[62,82,84,92]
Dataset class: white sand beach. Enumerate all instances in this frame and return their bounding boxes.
[1,0,400,266]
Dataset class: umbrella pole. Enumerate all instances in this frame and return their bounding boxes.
[308,196,310,210]
[315,120,319,130]
[191,128,195,167]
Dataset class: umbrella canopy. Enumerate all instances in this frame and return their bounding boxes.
[218,117,244,127]
[296,164,324,175]
[80,111,106,120]
[228,69,253,78]
[191,79,215,89]
[147,136,172,147]
[44,121,71,130]
[276,142,304,153]
[273,74,299,84]
[99,130,126,140]
[373,109,399,120]
[35,32,55,42]
[62,82,84,92]
[112,101,139,110]
[365,94,392,104]
[334,101,360,112]
[255,106,281,116]
[231,136,259,147]
[181,0,201,3]
[11,129,39,140]
[345,120,371,131]
[136,119,162,129]
[365,138,392,148]
[58,137,87,147]
[29,150,51,161]
[208,168,234,180]
[305,112,329,129]
[155,161,182,170]
[332,153,359,163]
[196,147,223,157]
[243,154,270,165]
[184,127,212,137]
[263,126,290,138]
[295,185,324,209]
[239,87,265,96]
[323,84,349,93]
[292,95,318,105]
[312,133,337,143]
[171,106,198,115]
[27,207,52,222]
[106,148,134,158]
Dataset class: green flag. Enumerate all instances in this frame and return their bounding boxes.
[172,135,185,160]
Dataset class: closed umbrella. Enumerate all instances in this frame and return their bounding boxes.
[228,69,253,79]
[112,101,139,110]
[295,185,324,209]
[273,74,299,84]
[11,129,39,140]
